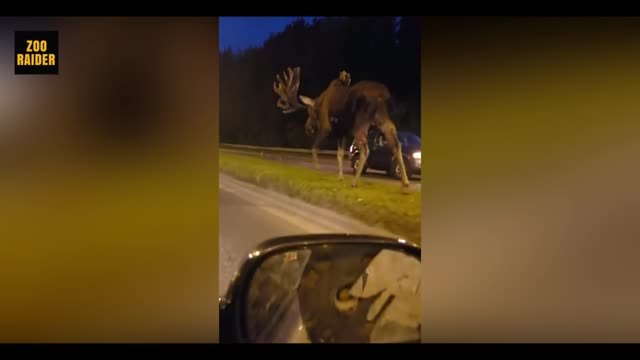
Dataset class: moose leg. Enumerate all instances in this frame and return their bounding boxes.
[336,136,346,181]
[351,120,370,188]
[311,125,330,170]
[379,122,410,193]
[351,136,369,188]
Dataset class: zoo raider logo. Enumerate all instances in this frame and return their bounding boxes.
[15,31,58,75]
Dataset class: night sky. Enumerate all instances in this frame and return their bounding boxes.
[219,16,317,52]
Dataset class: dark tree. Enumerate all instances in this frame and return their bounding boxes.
[220,17,421,149]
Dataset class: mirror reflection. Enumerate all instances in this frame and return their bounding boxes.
[245,244,421,343]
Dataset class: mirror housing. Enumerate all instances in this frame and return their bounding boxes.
[219,234,420,344]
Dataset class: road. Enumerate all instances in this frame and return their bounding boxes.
[221,148,421,191]
[218,173,400,297]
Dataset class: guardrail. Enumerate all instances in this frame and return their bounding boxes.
[220,143,338,156]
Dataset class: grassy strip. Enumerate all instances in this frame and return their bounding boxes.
[220,152,421,245]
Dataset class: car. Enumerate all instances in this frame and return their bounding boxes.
[349,128,421,180]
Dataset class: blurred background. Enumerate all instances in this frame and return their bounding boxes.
[422,16,640,342]
[0,17,218,342]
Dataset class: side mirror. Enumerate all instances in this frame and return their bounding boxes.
[220,234,421,344]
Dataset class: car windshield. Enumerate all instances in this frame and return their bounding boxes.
[398,133,421,147]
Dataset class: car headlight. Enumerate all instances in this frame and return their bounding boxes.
[412,152,421,160]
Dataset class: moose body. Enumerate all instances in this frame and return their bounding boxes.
[273,67,410,192]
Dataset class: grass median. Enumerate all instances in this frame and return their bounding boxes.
[220,151,421,245]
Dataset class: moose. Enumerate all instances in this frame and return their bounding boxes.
[272,66,410,193]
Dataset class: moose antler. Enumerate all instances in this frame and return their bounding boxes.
[273,67,307,113]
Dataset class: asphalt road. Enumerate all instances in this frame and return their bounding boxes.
[218,173,400,298]
[221,148,421,191]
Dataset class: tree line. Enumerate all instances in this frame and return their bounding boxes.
[220,16,421,149]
